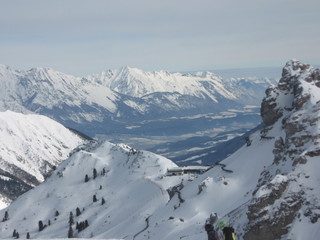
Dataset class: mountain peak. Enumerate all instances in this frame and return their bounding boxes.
[261,60,320,126]
[282,59,312,77]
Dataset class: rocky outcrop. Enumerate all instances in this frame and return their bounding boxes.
[245,60,320,240]
[260,60,320,126]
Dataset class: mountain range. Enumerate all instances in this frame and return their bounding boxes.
[0,60,319,239]
[0,64,277,165]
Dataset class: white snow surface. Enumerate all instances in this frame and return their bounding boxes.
[0,111,84,208]
[0,66,119,116]
[1,60,319,239]
[89,66,274,102]
[0,114,320,239]
[0,131,278,239]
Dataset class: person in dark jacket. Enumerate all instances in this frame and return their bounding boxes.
[205,224,219,240]
[222,225,236,240]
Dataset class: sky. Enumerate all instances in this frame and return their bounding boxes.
[0,0,319,76]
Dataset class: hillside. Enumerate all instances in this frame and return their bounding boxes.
[0,60,319,239]
[0,111,85,209]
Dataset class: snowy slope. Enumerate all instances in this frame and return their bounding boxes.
[0,66,119,122]
[0,122,277,240]
[0,111,84,209]
[0,60,319,240]
[0,141,179,239]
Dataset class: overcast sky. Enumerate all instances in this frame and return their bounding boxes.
[0,0,319,76]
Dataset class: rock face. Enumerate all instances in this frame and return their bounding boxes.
[261,60,320,126]
[245,60,320,240]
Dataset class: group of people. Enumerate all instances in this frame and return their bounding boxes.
[205,221,236,240]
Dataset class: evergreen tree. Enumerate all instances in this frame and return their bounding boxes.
[13,229,17,238]
[68,212,74,226]
[16,232,19,239]
[68,225,73,238]
[93,168,97,179]
[26,232,30,239]
[77,220,89,232]
[93,194,97,202]
[101,197,105,205]
[99,185,102,190]
[76,207,81,217]
[48,220,51,226]
[2,210,9,222]
[55,210,60,217]
[85,174,89,183]
[76,221,79,230]
[38,220,44,231]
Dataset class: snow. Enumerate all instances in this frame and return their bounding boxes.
[88,66,275,104]
[0,60,319,239]
[0,128,277,239]
[0,110,84,182]
[0,110,85,209]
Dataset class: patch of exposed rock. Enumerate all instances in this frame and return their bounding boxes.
[244,60,320,240]
[260,60,320,127]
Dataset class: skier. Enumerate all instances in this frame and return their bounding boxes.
[218,221,236,240]
[205,223,220,240]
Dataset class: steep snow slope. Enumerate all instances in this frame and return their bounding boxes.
[0,111,84,209]
[0,66,119,122]
[0,141,178,239]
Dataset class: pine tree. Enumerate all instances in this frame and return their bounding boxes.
[93,194,97,202]
[76,221,79,230]
[38,220,44,231]
[101,197,105,205]
[76,207,81,217]
[48,220,51,226]
[13,229,17,238]
[68,212,74,226]
[93,168,97,179]
[2,211,9,222]
[85,174,89,183]
[67,225,73,238]
[26,232,30,239]
[16,232,19,239]
[55,210,60,217]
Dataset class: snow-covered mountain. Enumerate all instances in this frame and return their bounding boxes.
[0,64,276,165]
[89,65,276,108]
[0,111,85,209]
[0,60,319,239]
[0,64,276,135]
